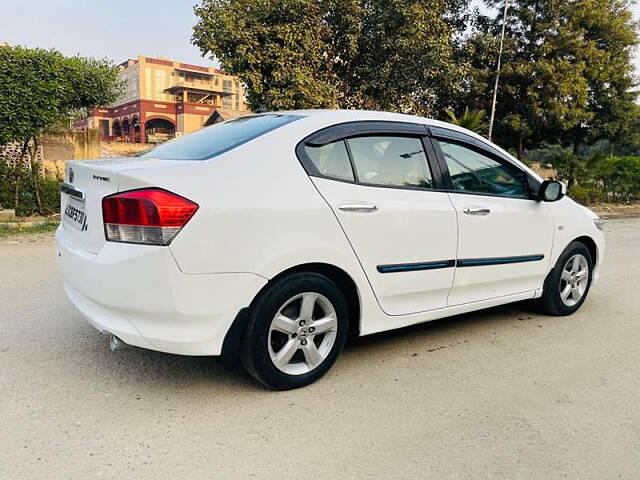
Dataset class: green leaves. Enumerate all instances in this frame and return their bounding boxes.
[446,107,487,133]
[0,46,120,145]
[594,156,640,202]
[192,0,470,114]
[193,0,336,111]
[463,0,639,156]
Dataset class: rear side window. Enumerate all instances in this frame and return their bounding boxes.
[304,141,354,181]
[139,114,300,160]
[347,136,433,188]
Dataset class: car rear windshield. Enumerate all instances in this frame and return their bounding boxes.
[138,114,301,161]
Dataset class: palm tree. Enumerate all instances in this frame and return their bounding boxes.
[446,107,488,134]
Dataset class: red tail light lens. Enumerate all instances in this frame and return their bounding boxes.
[102,188,199,245]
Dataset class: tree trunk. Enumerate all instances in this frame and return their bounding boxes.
[13,138,30,213]
[517,133,524,160]
[29,137,44,215]
[14,171,22,211]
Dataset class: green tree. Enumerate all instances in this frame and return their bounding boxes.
[566,0,639,152]
[462,0,638,158]
[0,46,120,214]
[192,0,469,116]
[594,156,640,202]
[446,107,487,133]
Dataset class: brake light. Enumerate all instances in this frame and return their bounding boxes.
[102,188,199,245]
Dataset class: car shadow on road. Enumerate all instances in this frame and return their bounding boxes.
[75,300,542,393]
[345,299,542,351]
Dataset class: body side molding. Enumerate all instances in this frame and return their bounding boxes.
[378,255,545,273]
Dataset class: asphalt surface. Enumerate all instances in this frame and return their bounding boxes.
[1,219,639,479]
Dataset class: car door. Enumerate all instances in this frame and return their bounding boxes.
[429,128,554,306]
[297,122,458,316]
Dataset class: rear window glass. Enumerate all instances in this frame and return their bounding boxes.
[347,136,433,188]
[138,114,301,160]
[304,141,354,181]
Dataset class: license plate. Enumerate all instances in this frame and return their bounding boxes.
[63,198,87,231]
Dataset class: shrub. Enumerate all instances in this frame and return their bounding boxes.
[0,158,60,216]
[594,156,640,202]
[567,185,604,206]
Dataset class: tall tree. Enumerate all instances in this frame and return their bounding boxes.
[569,0,639,151]
[0,46,121,213]
[462,0,638,159]
[192,0,470,116]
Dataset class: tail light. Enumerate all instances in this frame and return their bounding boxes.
[102,188,198,246]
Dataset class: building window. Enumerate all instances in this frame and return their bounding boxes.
[99,119,110,137]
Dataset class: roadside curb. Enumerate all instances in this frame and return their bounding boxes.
[597,214,640,220]
[0,221,60,229]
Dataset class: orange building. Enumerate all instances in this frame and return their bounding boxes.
[74,55,250,143]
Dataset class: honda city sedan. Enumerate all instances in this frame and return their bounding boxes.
[56,110,605,389]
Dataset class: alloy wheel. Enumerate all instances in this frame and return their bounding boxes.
[559,253,589,307]
[268,292,338,375]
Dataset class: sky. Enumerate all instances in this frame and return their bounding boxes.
[2,0,217,66]
[3,0,640,72]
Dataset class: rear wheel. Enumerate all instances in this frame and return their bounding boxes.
[241,272,349,390]
[539,241,593,316]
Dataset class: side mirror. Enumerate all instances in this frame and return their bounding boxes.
[538,180,565,202]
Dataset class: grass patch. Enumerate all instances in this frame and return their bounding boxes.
[0,222,59,238]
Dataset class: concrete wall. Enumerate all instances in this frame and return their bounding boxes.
[39,130,101,178]
[177,113,204,134]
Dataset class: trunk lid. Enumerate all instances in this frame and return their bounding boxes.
[60,157,184,253]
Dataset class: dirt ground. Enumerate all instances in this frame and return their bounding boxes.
[591,203,640,219]
[1,219,639,479]
[100,141,150,158]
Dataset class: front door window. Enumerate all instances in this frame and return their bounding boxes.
[438,140,528,198]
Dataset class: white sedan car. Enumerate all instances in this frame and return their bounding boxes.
[56,110,604,389]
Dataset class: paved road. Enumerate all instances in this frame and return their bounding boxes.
[1,219,639,479]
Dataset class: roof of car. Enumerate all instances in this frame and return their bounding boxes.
[269,108,478,137]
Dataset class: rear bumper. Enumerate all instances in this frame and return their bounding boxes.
[55,227,267,356]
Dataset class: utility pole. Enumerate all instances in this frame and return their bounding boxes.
[488,0,509,141]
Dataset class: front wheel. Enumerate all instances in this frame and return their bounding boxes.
[241,272,349,390]
[539,241,593,316]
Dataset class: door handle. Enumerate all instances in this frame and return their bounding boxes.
[338,203,378,213]
[463,207,490,216]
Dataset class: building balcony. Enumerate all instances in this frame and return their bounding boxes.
[165,81,231,96]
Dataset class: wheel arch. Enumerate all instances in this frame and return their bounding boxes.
[219,262,361,364]
[572,235,598,266]
[264,263,362,338]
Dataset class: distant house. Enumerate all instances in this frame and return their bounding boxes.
[73,55,251,144]
[204,108,253,126]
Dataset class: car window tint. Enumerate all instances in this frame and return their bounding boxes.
[438,140,528,198]
[346,136,433,188]
[304,141,354,181]
[138,114,300,160]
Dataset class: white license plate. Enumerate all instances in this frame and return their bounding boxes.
[63,198,87,231]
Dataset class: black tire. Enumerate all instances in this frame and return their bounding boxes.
[241,272,349,390]
[539,241,594,316]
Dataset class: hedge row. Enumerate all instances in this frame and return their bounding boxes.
[0,161,61,216]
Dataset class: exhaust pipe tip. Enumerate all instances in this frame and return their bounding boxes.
[108,334,127,352]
